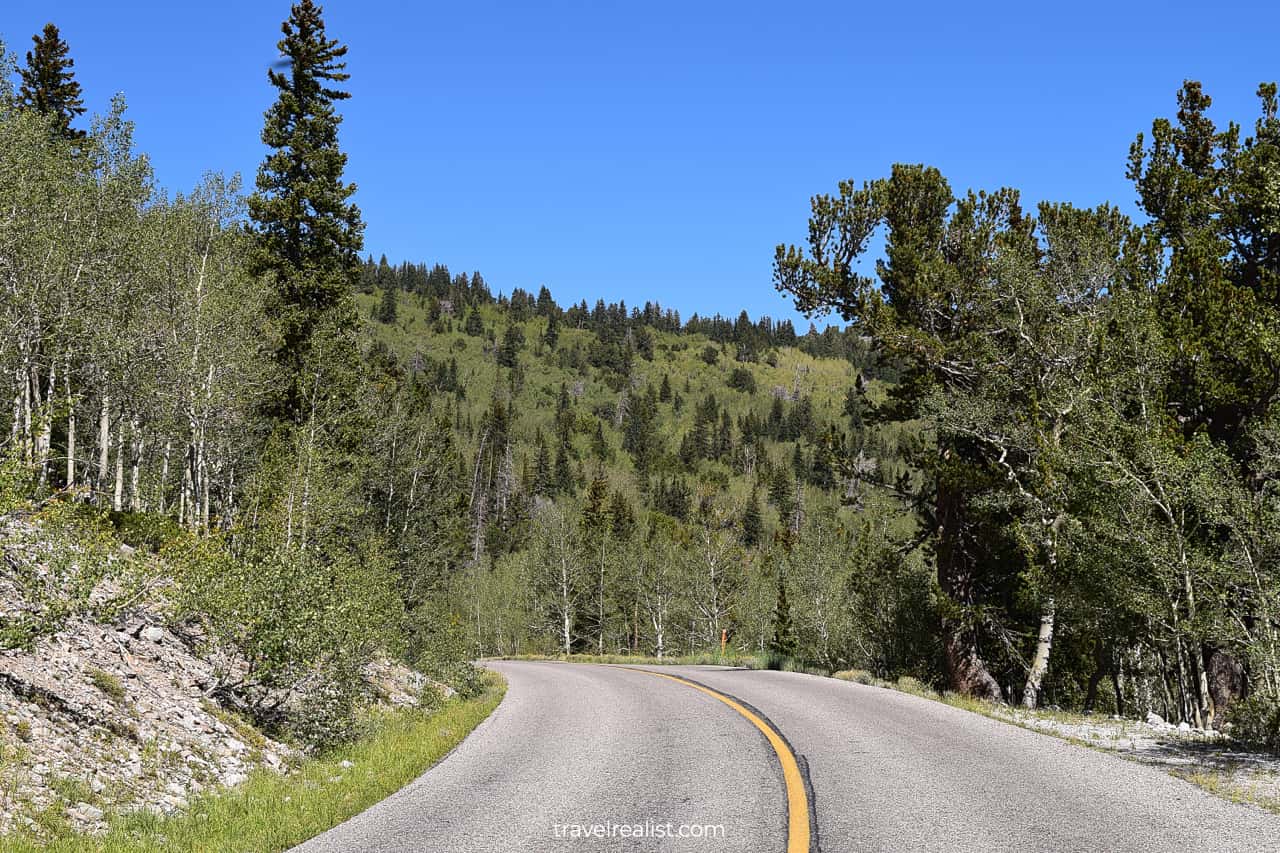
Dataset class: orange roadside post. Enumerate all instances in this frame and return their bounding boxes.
[720,628,727,657]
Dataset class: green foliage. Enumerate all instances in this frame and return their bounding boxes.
[1227,695,1280,752]
[0,674,506,852]
[375,285,397,324]
[768,567,796,659]
[17,23,85,140]
[728,366,757,394]
[89,668,125,702]
[167,531,402,745]
[248,0,364,425]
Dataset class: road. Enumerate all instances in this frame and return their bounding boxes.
[293,661,1280,852]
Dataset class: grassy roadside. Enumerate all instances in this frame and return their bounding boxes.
[500,653,1280,814]
[492,650,822,671]
[4,672,506,853]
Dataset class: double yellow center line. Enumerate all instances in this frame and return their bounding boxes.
[626,668,812,853]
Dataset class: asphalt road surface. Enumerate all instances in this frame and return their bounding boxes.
[293,661,1280,852]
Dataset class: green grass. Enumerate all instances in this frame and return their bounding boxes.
[88,669,126,703]
[3,672,506,853]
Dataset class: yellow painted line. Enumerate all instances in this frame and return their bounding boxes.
[628,668,811,853]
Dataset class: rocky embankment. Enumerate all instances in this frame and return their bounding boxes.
[0,515,429,837]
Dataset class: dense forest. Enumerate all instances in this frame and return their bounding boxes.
[2,4,1278,750]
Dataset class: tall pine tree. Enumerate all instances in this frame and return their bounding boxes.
[248,0,364,424]
[18,23,86,141]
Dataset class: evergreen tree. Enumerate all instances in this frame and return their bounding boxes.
[741,489,763,548]
[532,431,553,496]
[544,311,560,349]
[376,284,398,324]
[768,567,797,660]
[248,0,364,423]
[18,23,86,141]
[609,491,635,541]
[554,441,573,494]
[497,324,525,368]
[465,307,484,336]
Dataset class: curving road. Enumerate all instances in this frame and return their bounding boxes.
[293,661,1280,852]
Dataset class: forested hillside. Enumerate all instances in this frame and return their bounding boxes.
[353,264,922,672]
[1,0,1278,764]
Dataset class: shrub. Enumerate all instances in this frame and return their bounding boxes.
[728,367,757,394]
[1226,694,1280,751]
[167,532,403,748]
[89,668,126,702]
[108,510,183,552]
[895,675,936,699]
[834,669,876,685]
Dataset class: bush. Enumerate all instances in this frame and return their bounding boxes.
[167,533,403,748]
[1226,694,1280,751]
[834,669,877,685]
[108,510,183,552]
[407,605,485,699]
[90,668,126,702]
[728,367,757,394]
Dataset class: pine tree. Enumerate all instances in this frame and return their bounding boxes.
[609,491,635,541]
[554,441,573,495]
[497,324,524,368]
[532,431,553,496]
[376,285,398,324]
[741,489,763,548]
[248,0,364,423]
[768,567,797,660]
[544,311,560,349]
[18,23,86,141]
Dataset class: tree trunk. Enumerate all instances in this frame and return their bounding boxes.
[1203,645,1245,730]
[1083,638,1107,713]
[97,393,110,499]
[128,414,143,512]
[64,370,75,489]
[112,426,124,513]
[1021,597,1057,708]
[936,480,1003,701]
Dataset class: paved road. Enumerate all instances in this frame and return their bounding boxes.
[294,661,1280,852]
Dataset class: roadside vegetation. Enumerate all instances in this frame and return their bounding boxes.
[2,1,1280,843]
[2,672,505,852]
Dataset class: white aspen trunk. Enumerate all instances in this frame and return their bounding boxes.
[1022,596,1057,708]
[1179,543,1213,727]
[112,425,124,512]
[97,392,110,499]
[159,440,171,513]
[20,360,32,465]
[10,368,22,455]
[179,446,193,528]
[200,457,211,532]
[652,609,665,660]
[561,551,572,656]
[64,370,75,489]
[36,360,55,484]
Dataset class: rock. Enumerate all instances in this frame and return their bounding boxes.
[141,626,164,643]
[70,802,104,822]
[339,759,354,769]
[221,771,248,787]
[1178,721,1191,732]
[1146,711,1165,727]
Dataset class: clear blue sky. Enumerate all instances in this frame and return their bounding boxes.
[2,1,1277,325]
